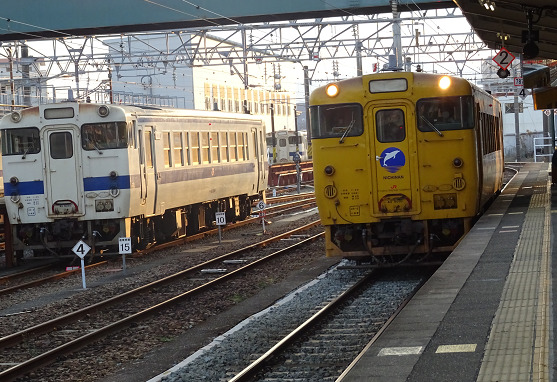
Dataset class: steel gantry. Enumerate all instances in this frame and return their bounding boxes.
[0,7,493,109]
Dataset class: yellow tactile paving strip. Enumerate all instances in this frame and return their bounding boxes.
[477,174,551,381]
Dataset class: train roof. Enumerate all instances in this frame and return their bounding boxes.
[0,102,265,126]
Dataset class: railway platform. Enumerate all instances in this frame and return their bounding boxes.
[338,161,555,382]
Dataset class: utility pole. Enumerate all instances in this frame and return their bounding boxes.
[391,0,402,70]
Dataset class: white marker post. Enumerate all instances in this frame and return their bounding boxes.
[257,201,267,234]
[215,211,226,243]
[72,240,91,289]
[119,237,132,273]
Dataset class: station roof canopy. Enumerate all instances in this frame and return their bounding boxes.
[0,0,454,42]
[453,0,557,60]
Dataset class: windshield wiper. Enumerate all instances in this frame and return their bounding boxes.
[339,119,355,143]
[420,116,444,137]
[92,142,103,154]
[21,146,32,159]
[86,139,103,154]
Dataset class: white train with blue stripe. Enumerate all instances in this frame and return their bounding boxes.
[0,102,267,257]
[266,130,308,164]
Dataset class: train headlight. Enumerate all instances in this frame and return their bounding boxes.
[10,176,19,186]
[326,83,340,97]
[439,76,451,90]
[109,170,118,179]
[98,105,110,117]
[10,111,22,123]
[324,165,335,176]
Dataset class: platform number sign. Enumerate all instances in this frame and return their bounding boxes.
[492,47,515,70]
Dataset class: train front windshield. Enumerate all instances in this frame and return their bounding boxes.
[2,127,41,156]
[82,122,128,150]
[417,96,474,132]
[310,103,364,139]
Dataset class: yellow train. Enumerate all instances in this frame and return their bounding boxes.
[310,72,503,262]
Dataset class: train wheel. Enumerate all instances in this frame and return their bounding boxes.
[187,205,200,235]
[238,197,252,220]
[134,219,155,250]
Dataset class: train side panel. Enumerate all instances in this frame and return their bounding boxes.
[0,104,267,256]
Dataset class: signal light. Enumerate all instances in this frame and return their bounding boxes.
[497,68,510,79]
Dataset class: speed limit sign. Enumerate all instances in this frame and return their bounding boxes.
[257,201,266,210]
[215,212,226,226]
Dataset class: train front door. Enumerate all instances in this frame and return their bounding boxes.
[369,104,417,215]
[138,126,157,215]
[44,126,84,216]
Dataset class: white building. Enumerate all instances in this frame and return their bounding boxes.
[104,34,300,135]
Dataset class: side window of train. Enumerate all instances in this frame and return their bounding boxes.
[201,132,210,164]
[191,132,200,165]
[238,132,246,161]
[210,132,219,163]
[173,132,184,167]
[163,132,172,167]
[376,109,406,143]
[50,132,73,159]
[230,132,238,162]
[219,132,229,163]
[309,103,363,139]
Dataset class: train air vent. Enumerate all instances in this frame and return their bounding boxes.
[453,177,466,191]
[324,185,337,199]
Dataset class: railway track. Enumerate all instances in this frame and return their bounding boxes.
[0,220,323,381]
[229,269,430,382]
[0,195,316,295]
[155,266,434,382]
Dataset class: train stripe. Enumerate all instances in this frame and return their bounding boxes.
[83,176,131,192]
[5,162,257,196]
[4,181,44,196]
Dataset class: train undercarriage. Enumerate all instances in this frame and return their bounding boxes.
[327,217,473,265]
[12,194,257,261]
